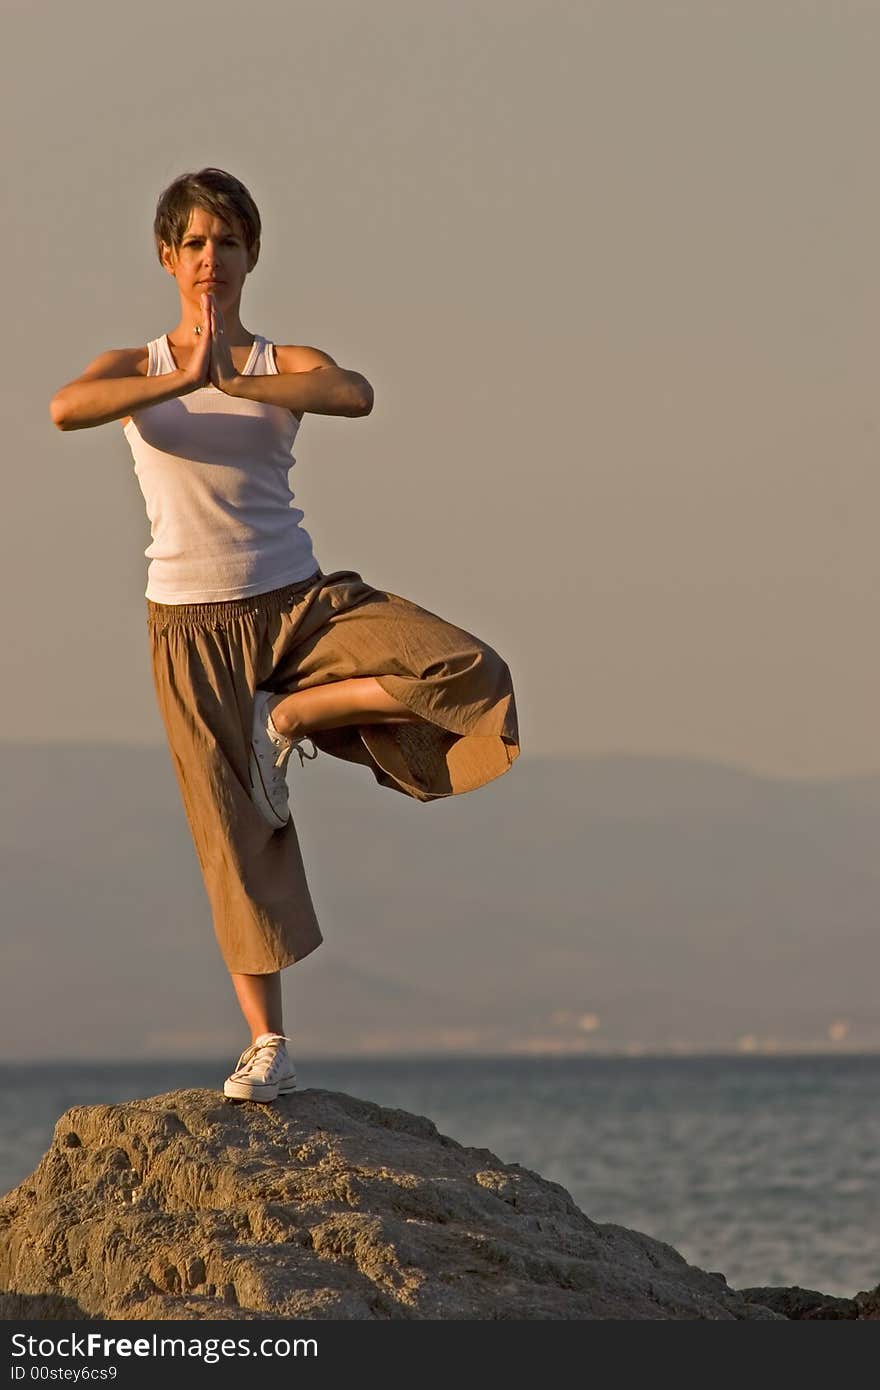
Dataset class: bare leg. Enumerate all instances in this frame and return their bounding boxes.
[269,675,424,739]
[230,970,284,1042]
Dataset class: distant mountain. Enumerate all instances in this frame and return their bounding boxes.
[2,742,879,1058]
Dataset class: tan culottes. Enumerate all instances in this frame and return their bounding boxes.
[146,567,520,974]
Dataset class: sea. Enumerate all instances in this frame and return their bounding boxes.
[2,1053,878,1302]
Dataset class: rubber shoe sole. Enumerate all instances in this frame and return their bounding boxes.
[223,1070,298,1102]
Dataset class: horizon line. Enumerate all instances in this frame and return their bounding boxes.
[2,1048,880,1066]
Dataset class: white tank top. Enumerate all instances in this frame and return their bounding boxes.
[123,333,319,603]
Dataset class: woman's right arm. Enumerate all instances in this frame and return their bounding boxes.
[49,348,197,431]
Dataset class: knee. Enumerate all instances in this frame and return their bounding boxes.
[473,643,514,702]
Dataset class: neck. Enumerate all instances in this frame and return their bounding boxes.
[172,297,251,345]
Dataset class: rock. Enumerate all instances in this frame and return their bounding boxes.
[0,1088,786,1320]
[736,1283,880,1320]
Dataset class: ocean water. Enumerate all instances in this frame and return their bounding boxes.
[1,1054,878,1302]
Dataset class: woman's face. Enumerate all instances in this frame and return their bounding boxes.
[161,205,257,309]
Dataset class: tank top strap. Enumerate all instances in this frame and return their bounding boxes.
[251,336,278,376]
[147,336,177,377]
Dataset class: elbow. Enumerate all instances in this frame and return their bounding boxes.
[350,381,374,417]
[49,396,70,431]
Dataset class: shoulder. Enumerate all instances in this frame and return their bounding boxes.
[270,348,339,427]
[93,348,148,432]
[80,345,150,379]
[272,344,339,373]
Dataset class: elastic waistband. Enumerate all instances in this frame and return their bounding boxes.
[146,569,324,632]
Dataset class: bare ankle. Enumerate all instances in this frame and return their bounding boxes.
[267,695,302,740]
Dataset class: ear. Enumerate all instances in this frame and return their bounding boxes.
[159,241,177,276]
[248,240,260,273]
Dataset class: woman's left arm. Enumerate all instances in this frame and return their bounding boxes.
[218,335,372,419]
[208,297,371,416]
[232,346,372,417]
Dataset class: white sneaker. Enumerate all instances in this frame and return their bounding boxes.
[223,1032,298,1101]
[248,688,318,829]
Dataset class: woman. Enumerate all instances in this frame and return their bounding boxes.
[49,167,520,1102]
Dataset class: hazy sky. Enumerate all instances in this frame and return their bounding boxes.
[5,0,880,778]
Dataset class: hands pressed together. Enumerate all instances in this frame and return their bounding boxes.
[185,292,239,393]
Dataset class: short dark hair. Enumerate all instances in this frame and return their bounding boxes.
[153,167,262,267]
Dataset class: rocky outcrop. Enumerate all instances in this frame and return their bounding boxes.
[0,1087,844,1320]
[736,1284,880,1320]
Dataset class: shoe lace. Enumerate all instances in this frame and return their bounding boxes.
[273,735,318,773]
[236,1033,293,1072]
